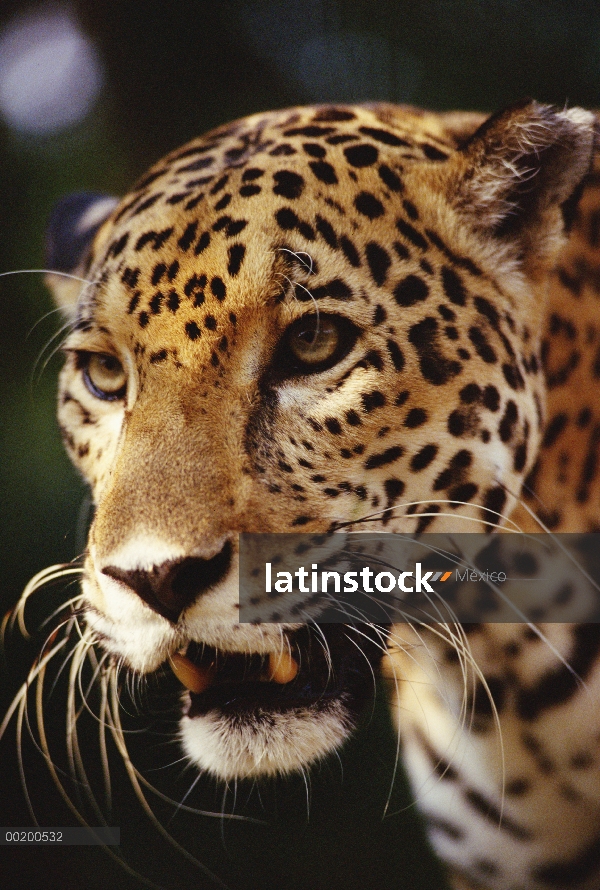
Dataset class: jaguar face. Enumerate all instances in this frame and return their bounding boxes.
[45,101,595,779]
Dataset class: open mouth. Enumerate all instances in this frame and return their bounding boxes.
[169,624,386,718]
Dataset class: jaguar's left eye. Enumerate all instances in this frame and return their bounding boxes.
[277,314,359,376]
[79,352,127,401]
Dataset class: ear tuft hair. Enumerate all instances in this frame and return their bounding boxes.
[445,101,596,261]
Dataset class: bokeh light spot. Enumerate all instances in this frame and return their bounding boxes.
[0,6,103,136]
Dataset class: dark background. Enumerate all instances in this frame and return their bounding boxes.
[0,1,598,888]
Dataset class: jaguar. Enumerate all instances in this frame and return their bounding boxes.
[6,99,600,889]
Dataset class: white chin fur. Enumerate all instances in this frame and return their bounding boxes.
[179,699,352,780]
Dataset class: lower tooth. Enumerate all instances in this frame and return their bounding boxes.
[268,651,299,684]
[169,652,214,693]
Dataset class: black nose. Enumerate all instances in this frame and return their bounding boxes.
[102,540,233,622]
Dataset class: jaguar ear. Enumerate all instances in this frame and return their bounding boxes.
[444,101,596,265]
[45,192,118,315]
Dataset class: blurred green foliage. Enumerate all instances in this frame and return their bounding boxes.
[0,1,598,888]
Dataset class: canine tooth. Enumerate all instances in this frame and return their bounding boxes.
[268,651,299,684]
[169,652,214,693]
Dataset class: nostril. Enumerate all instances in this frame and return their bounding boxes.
[102,540,232,622]
[170,543,233,605]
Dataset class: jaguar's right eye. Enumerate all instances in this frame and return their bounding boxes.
[275,314,360,377]
[79,352,127,401]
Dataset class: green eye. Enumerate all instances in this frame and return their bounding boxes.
[80,353,127,401]
[279,314,359,376]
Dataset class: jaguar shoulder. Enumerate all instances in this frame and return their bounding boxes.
[16,101,600,889]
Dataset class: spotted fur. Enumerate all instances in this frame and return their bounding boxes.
[24,101,600,888]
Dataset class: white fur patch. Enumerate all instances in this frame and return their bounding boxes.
[180,697,352,779]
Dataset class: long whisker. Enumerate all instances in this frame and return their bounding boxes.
[106,676,231,887]
[282,273,321,333]
[0,268,93,284]
[31,321,76,386]
[0,636,68,741]
[7,564,83,640]
[335,499,522,533]
[277,248,315,275]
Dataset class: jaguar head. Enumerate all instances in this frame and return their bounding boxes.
[45,102,595,778]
